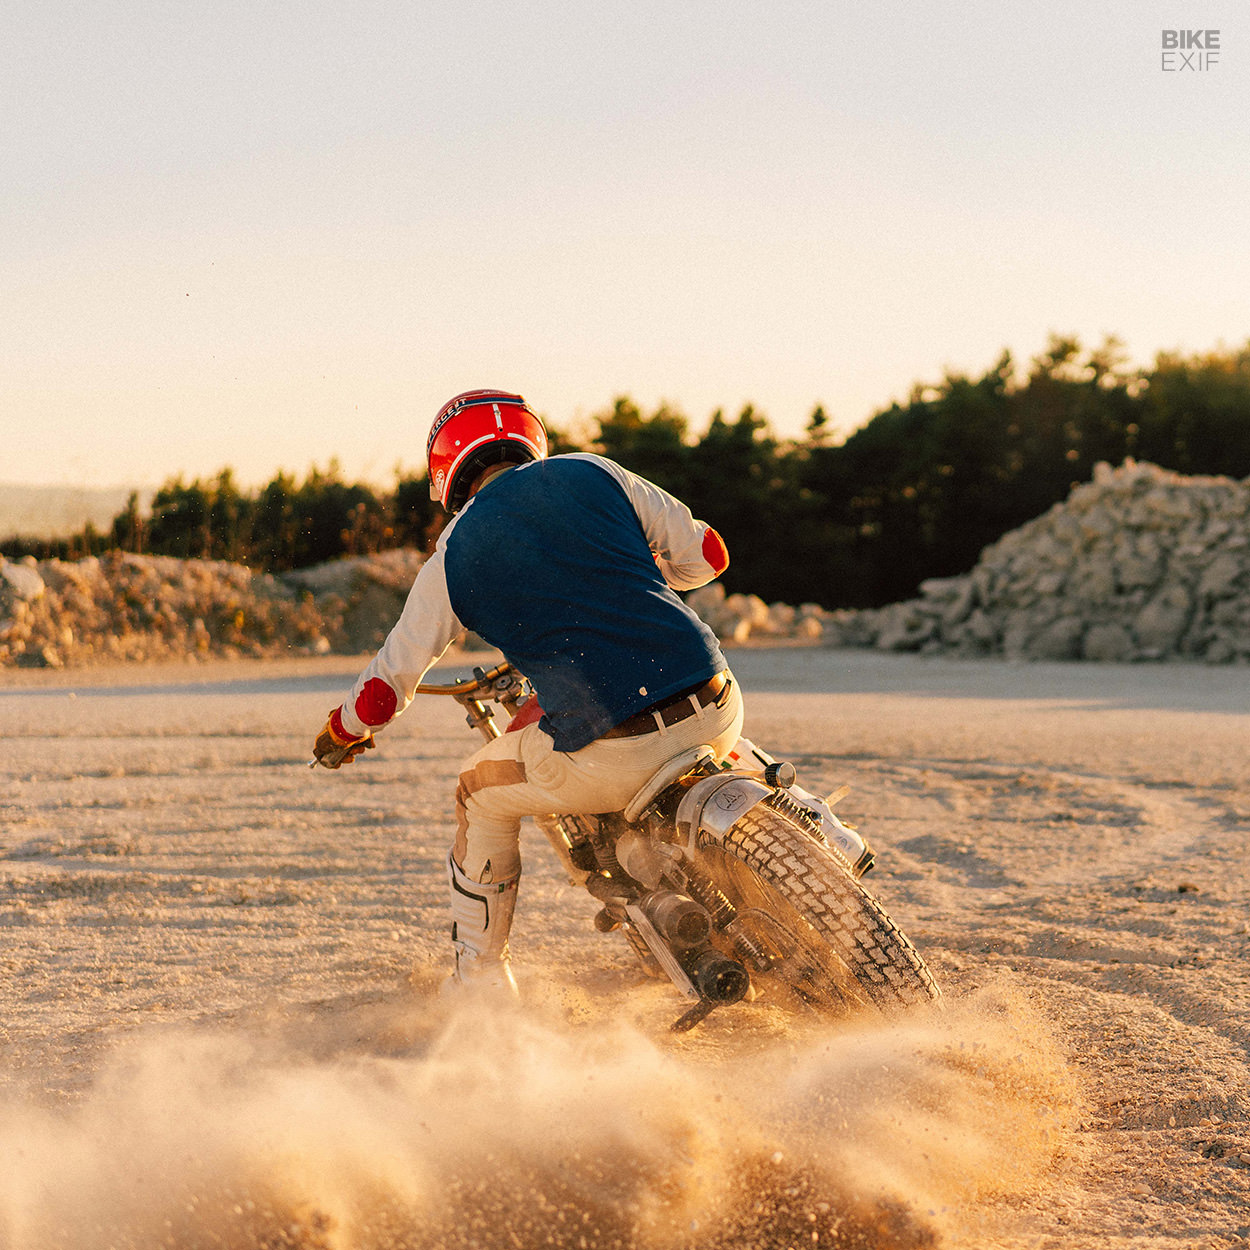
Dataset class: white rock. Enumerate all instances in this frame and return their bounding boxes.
[0,560,45,602]
[1198,551,1243,600]
[1134,584,1194,655]
[1083,622,1134,662]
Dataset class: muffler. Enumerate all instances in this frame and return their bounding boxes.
[639,890,711,949]
[624,891,748,1007]
[682,948,750,1004]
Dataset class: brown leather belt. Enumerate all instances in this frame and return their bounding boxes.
[600,672,732,739]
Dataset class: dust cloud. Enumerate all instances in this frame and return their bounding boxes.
[0,982,1075,1250]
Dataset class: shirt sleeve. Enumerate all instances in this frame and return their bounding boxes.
[337,540,465,738]
[572,453,730,591]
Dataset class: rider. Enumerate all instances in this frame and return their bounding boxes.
[312,390,744,990]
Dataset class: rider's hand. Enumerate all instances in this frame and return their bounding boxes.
[313,708,375,769]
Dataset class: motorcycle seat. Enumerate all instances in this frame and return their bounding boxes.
[622,746,716,823]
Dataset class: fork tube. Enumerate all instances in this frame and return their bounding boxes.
[461,696,501,741]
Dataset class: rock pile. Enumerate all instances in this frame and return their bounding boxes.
[684,586,827,644]
[827,460,1250,663]
[0,549,426,669]
[0,544,834,670]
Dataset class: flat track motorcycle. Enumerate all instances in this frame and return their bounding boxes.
[417,662,941,1031]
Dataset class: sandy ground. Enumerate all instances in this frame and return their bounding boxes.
[2,647,1249,1249]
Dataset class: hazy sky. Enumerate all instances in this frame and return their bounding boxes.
[3,1,1247,488]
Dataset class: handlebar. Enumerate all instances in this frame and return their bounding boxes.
[414,660,526,742]
[315,660,525,765]
[413,659,514,697]
[312,661,523,768]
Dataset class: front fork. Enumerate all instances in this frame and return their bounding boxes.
[457,666,530,741]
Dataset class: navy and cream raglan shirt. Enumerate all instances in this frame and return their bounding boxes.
[332,453,730,753]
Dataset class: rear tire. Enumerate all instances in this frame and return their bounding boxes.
[696,801,941,1013]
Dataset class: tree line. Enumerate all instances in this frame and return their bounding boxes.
[7,335,1249,609]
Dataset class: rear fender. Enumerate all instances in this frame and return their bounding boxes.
[674,773,773,856]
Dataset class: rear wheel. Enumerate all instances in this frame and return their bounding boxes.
[695,801,941,1013]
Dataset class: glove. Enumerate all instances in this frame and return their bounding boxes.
[313,707,376,769]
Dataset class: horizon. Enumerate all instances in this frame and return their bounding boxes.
[7,327,1245,498]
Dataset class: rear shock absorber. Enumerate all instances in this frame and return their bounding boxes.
[683,862,772,972]
[683,865,736,929]
[579,811,630,878]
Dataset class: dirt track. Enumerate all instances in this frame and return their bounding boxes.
[2,648,1249,1249]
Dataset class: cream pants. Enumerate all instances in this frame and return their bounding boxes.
[452,677,745,884]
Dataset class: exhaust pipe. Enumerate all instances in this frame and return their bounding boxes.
[624,892,751,1016]
[683,948,751,1004]
[639,890,711,949]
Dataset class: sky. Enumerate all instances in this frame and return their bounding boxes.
[2,1,1247,489]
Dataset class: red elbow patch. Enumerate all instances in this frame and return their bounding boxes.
[355,677,399,728]
[702,527,729,574]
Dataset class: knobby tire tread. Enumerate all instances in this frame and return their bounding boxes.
[709,805,941,1010]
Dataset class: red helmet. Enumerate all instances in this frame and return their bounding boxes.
[426,390,548,512]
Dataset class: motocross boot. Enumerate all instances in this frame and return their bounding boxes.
[447,852,520,995]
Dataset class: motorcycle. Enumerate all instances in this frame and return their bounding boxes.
[410,661,942,1031]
